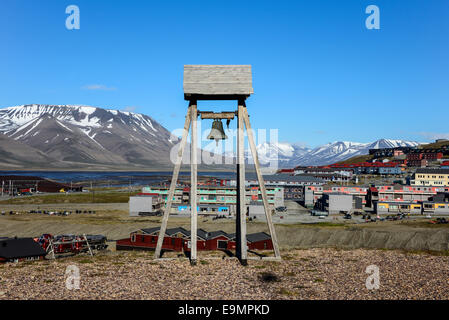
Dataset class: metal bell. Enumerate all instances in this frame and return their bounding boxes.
[207,119,228,146]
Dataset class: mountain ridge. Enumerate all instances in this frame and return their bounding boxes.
[0,104,422,170]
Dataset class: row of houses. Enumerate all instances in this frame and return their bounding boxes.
[312,162,403,175]
[116,227,273,253]
[0,175,83,195]
[304,182,449,215]
[375,200,449,215]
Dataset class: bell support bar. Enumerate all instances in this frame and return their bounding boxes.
[198,111,237,120]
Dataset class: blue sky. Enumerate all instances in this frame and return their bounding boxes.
[1,0,448,148]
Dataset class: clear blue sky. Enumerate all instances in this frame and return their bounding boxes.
[1,0,448,147]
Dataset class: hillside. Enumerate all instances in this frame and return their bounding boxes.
[418,140,449,149]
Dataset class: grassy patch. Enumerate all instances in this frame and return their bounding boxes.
[278,287,297,296]
[314,278,324,283]
[200,260,209,265]
[283,222,347,228]
[78,259,93,264]
[0,191,140,205]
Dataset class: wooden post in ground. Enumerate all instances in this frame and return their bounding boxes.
[236,100,248,265]
[154,105,192,259]
[242,105,281,259]
[83,234,93,256]
[190,101,198,265]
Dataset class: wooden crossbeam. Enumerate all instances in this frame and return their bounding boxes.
[199,111,236,120]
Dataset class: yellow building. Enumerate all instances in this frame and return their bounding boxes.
[411,168,449,187]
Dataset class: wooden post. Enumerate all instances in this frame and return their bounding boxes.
[154,105,192,259]
[83,234,94,256]
[190,101,198,265]
[236,100,248,265]
[242,105,281,259]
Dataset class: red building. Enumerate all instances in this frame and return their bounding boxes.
[407,152,443,166]
[227,232,274,251]
[116,227,273,253]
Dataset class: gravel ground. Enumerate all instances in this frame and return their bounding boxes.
[1,248,448,300]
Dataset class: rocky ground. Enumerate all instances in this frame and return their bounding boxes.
[1,248,448,300]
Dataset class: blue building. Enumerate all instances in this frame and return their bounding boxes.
[379,167,402,175]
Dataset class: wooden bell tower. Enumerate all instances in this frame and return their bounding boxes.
[154,65,281,265]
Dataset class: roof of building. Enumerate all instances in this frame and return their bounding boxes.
[246,232,272,243]
[415,168,449,174]
[203,230,231,240]
[166,227,190,237]
[376,201,419,205]
[140,227,161,235]
[0,238,47,259]
[135,227,273,243]
[226,232,272,242]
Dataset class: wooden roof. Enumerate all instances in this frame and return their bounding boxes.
[183,65,253,99]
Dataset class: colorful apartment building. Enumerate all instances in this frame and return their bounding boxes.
[141,186,284,215]
[367,184,449,207]
[411,168,449,187]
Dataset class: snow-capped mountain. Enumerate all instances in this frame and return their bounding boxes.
[0,105,422,170]
[252,139,420,167]
[0,104,179,169]
[246,142,310,166]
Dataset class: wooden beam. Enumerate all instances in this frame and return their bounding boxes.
[236,100,248,265]
[199,111,236,120]
[190,103,198,265]
[154,104,192,259]
[242,105,281,260]
[184,94,249,101]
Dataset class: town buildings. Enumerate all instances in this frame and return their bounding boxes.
[304,185,368,208]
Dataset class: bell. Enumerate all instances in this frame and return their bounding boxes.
[207,119,228,146]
